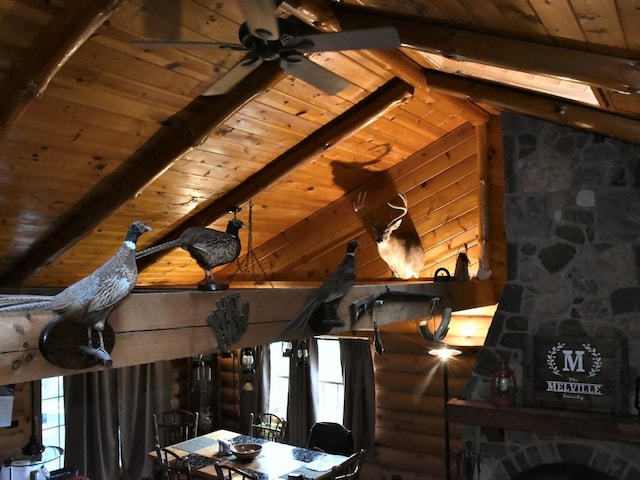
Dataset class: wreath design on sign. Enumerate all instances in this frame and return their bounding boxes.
[546,341,603,377]
[582,343,602,377]
[546,342,565,376]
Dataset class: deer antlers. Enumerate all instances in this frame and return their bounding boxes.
[353,190,424,279]
[354,191,408,241]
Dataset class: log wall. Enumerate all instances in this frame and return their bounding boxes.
[364,323,478,480]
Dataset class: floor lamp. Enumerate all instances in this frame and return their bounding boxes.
[428,346,462,480]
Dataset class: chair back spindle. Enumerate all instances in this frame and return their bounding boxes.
[249,412,286,442]
[330,449,366,480]
[213,460,258,480]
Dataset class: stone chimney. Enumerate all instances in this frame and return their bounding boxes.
[461,113,640,479]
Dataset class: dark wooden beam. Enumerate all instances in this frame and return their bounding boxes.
[423,70,640,146]
[336,8,640,94]
[0,62,286,286]
[136,77,414,270]
[0,0,127,135]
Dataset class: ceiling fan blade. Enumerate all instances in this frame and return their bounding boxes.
[292,27,400,53]
[237,0,280,41]
[131,39,246,51]
[201,55,264,96]
[280,55,351,95]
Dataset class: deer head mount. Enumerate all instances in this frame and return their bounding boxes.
[353,191,425,279]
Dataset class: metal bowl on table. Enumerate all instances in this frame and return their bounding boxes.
[229,442,262,462]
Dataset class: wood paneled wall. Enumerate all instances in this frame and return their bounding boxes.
[218,354,240,433]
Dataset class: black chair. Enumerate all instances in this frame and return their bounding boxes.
[329,449,365,480]
[250,412,287,441]
[153,409,200,480]
[306,422,355,456]
[213,460,259,480]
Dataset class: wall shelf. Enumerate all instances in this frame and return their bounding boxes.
[446,398,640,445]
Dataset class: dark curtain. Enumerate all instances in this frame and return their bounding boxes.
[339,337,376,452]
[285,338,318,447]
[64,369,120,480]
[64,362,173,480]
[118,362,173,480]
[241,345,270,435]
[254,344,270,414]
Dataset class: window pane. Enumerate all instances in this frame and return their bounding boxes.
[269,343,289,418]
[317,339,343,383]
[41,398,63,430]
[41,377,65,471]
[317,339,344,423]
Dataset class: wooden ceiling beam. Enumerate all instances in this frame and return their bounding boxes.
[424,70,640,146]
[0,280,496,384]
[336,9,640,94]
[136,77,414,270]
[0,62,287,286]
[0,0,126,136]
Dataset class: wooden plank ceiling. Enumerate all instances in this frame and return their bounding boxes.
[0,0,638,291]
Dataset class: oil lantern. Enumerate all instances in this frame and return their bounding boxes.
[491,360,517,407]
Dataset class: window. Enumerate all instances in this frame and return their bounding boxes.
[268,343,291,418]
[316,339,344,423]
[41,376,65,471]
[268,339,344,423]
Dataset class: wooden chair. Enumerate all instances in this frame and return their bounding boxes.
[153,409,200,480]
[249,412,286,442]
[306,422,355,456]
[154,409,200,447]
[329,449,366,480]
[154,446,195,480]
[213,460,259,480]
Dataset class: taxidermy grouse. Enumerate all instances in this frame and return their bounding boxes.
[279,239,359,339]
[135,219,245,290]
[0,221,152,359]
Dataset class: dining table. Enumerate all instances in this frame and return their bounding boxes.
[152,428,349,480]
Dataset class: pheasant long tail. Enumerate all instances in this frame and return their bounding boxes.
[277,297,321,340]
[135,238,181,259]
[0,299,54,312]
[0,295,55,304]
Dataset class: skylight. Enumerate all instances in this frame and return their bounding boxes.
[416,52,599,106]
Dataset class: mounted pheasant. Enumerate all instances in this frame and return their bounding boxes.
[278,239,359,339]
[135,219,245,291]
[0,221,152,366]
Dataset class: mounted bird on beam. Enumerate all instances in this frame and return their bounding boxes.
[279,239,359,339]
[135,212,245,291]
[0,221,152,367]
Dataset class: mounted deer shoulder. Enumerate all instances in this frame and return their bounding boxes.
[354,191,425,279]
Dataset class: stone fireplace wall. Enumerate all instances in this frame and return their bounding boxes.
[463,113,640,480]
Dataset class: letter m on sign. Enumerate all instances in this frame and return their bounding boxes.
[562,350,585,372]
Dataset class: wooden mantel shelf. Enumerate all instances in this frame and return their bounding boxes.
[446,398,640,445]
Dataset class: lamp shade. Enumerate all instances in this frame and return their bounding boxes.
[442,304,495,347]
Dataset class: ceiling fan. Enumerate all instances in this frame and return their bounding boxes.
[132,0,400,96]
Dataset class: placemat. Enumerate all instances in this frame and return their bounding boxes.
[291,448,322,463]
[186,453,218,469]
[278,466,326,479]
[172,436,219,453]
[231,434,268,445]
